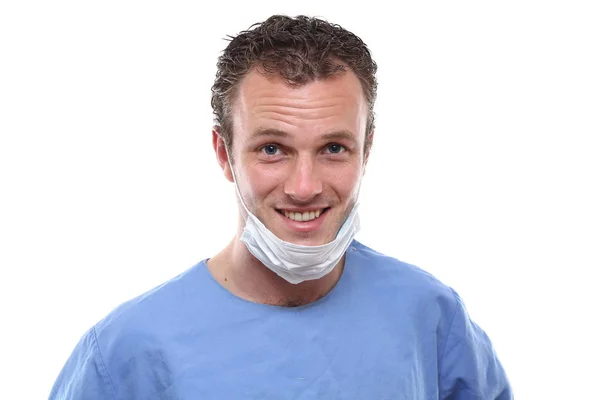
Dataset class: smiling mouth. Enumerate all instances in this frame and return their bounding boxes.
[276,208,330,222]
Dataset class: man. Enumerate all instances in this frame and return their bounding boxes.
[50,15,512,399]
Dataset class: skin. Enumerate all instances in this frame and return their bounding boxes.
[207,68,372,307]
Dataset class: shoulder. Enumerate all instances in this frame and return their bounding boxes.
[350,240,458,308]
[49,326,117,399]
[349,242,512,397]
[91,261,209,364]
[344,240,461,339]
[98,262,204,330]
[64,261,212,396]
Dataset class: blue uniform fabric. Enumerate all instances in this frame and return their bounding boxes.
[50,241,512,399]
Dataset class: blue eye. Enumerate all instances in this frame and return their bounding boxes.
[327,144,345,154]
[261,144,280,155]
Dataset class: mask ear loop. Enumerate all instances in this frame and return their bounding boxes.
[222,138,254,220]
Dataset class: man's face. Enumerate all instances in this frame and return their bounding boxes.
[216,69,369,246]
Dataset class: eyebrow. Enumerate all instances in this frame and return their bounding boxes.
[250,128,358,144]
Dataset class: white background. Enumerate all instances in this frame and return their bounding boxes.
[1,1,598,398]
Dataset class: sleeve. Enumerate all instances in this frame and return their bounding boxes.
[439,289,513,400]
[49,326,117,400]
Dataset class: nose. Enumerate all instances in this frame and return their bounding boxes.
[283,155,323,202]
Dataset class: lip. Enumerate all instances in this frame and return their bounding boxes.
[276,207,330,233]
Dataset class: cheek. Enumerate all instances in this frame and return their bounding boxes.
[240,166,284,203]
[325,165,363,195]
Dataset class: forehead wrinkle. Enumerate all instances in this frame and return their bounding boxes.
[252,106,349,122]
[251,115,298,130]
[253,113,356,130]
[253,102,345,112]
[249,95,359,110]
[250,96,357,122]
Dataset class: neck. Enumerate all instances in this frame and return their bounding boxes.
[206,234,345,307]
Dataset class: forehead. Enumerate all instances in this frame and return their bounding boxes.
[230,69,367,142]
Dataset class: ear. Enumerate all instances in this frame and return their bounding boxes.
[212,126,234,182]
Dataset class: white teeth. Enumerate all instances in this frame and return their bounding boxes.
[282,209,324,222]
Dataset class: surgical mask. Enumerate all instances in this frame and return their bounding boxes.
[226,152,361,285]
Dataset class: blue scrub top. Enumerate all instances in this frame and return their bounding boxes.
[50,240,512,399]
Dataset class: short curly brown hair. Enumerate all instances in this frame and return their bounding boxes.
[211,15,378,154]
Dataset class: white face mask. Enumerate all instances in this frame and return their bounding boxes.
[226,151,361,285]
[240,202,360,284]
